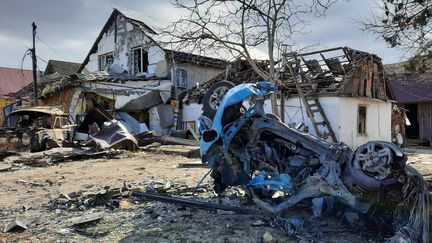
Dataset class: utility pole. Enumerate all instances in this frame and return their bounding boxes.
[31,22,38,106]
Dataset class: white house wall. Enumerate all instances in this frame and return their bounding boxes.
[262,96,391,148]
[338,97,392,148]
[83,14,165,75]
[263,97,342,140]
[182,103,203,130]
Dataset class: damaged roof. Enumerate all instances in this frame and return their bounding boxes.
[188,47,392,101]
[9,106,66,116]
[78,8,158,73]
[164,49,228,69]
[78,8,229,73]
[389,72,432,103]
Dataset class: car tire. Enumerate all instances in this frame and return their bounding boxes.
[202,80,235,119]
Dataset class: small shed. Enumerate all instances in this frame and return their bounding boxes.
[389,73,432,144]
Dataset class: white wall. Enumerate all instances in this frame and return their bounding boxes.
[262,96,391,148]
[338,97,392,148]
[83,14,165,75]
[263,96,342,140]
[182,102,203,130]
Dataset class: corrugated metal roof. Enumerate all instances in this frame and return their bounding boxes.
[0,67,37,96]
[389,73,432,103]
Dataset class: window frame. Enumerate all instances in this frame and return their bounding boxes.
[357,105,367,136]
[131,46,149,74]
[175,68,188,88]
[98,52,114,71]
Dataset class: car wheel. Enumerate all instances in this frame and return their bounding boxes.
[202,80,235,119]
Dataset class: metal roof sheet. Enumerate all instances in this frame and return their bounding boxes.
[9,106,66,116]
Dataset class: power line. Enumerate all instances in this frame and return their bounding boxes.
[36,55,48,64]
[35,34,68,60]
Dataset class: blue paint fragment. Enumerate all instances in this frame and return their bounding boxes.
[248,171,294,193]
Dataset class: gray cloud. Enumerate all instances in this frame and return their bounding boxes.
[0,0,406,71]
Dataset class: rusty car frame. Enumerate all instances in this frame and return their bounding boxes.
[1,106,76,152]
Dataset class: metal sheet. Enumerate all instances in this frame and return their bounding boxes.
[155,104,174,128]
[120,90,162,111]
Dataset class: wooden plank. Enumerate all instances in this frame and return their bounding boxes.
[371,63,378,98]
[358,64,366,97]
[365,61,373,98]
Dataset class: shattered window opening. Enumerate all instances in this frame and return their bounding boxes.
[358,105,367,135]
[98,53,114,71]
[175,68,188,88]
[132,47,148,74]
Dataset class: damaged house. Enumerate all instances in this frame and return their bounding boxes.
[388,71,432,145]
[189,47,394,148]
[0,67,42,125]
[39,8,227,137]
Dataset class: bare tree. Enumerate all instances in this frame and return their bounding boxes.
[162,0,338,115]
[364,0,432,59]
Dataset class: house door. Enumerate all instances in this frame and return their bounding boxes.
[405,103,419,139]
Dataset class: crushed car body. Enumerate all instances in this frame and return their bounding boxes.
[1,106,75,152]
[199,82,429,242]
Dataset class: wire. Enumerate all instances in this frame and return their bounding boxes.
[36,55,48,64]
[35,34,68,60]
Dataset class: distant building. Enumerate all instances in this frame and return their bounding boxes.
[0,67,42,124]
[388,72,432,145]
[44,59,84,77]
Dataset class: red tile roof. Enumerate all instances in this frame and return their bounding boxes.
[0,67,36,96]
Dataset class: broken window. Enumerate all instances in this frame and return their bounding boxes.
[98,53,114,71]
[132,47,149,74]
[175,68,188,88]
[358,106,367,135]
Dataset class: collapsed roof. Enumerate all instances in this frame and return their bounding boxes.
[188,46,393,101]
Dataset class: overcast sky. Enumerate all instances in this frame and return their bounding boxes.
[0,0,406,71]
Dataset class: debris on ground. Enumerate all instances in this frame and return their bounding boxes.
[82,121,138,151]
[65,212,105,227]
[141,144,200,158]
[139,135,199,147]
[2,147,123,168]
[3,218,28,233]
[177,160,208,168]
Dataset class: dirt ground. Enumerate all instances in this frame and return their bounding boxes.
[0,148,431,242]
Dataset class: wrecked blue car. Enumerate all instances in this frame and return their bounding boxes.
[199,81,429,242]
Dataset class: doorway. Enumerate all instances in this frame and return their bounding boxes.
[405,103,419,139]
